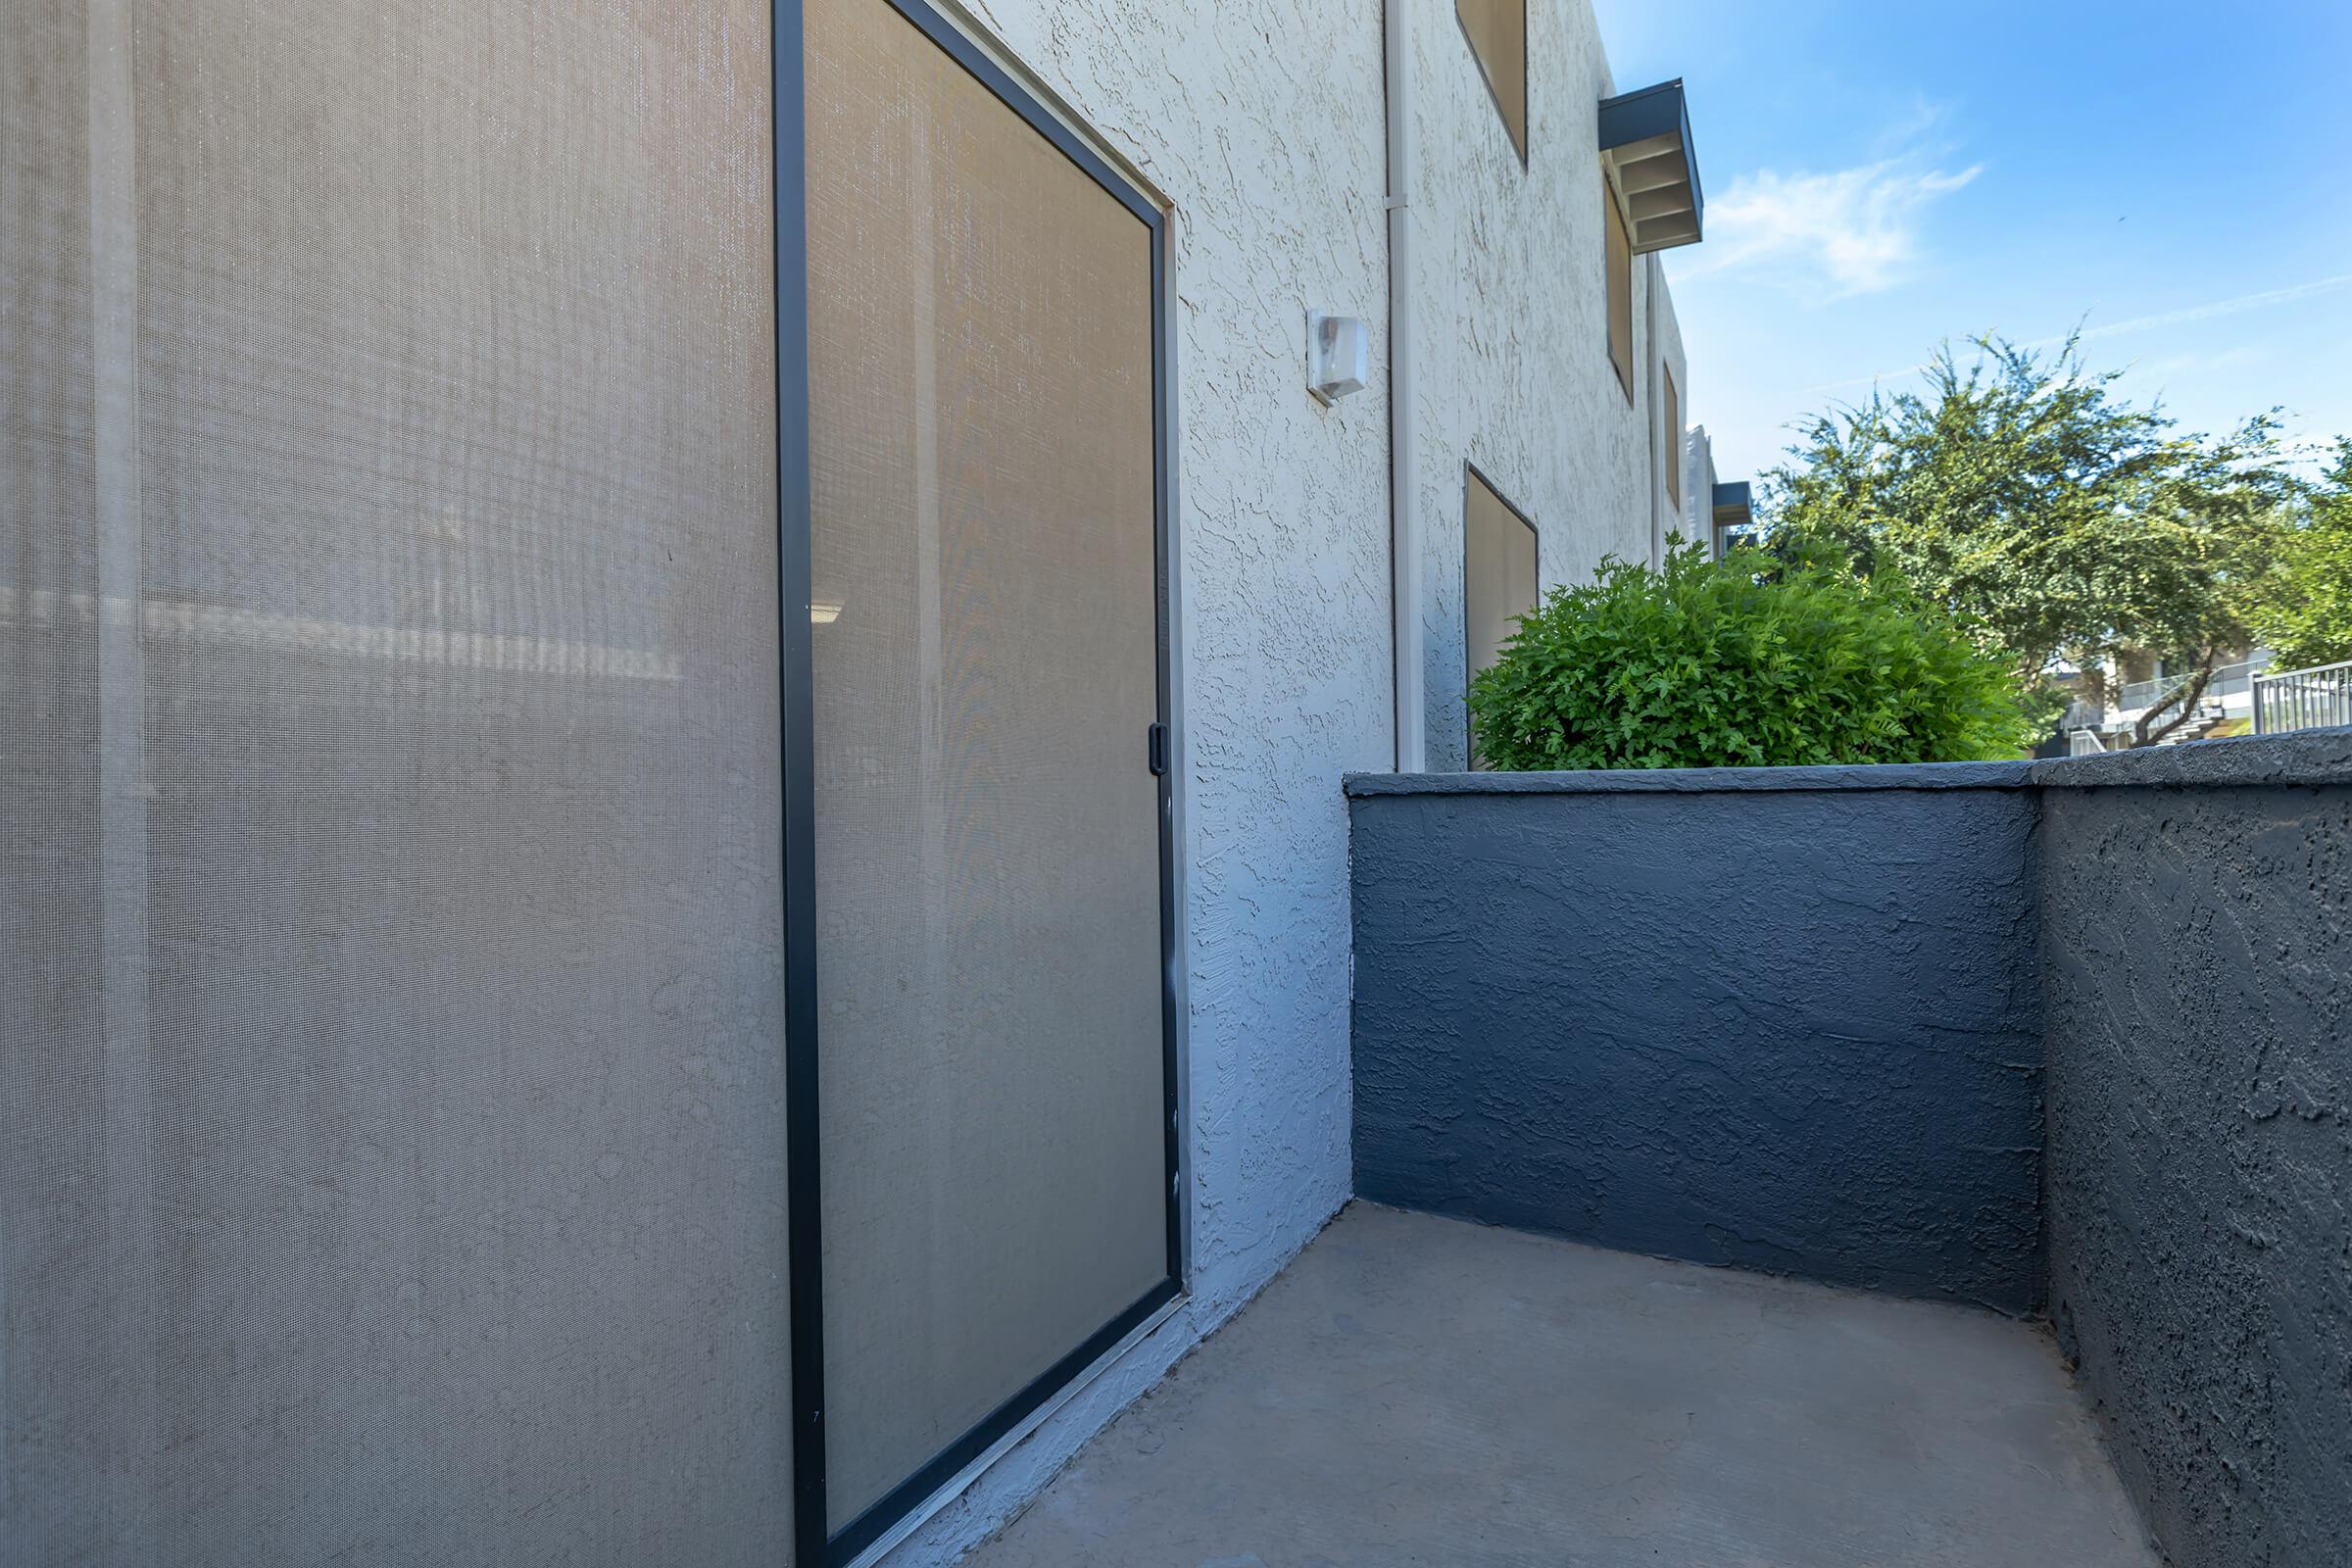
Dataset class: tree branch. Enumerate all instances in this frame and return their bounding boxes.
[2132,652,2217,748]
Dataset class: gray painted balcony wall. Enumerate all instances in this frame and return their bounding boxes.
[2038,731,2352,1568]
[1346,730,2352,1568]
[1347,761,2047,1314]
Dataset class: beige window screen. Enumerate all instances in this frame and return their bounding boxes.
[1456,0,1530,160]
[1606,184,1635,399]
[805,0,1171,1535]
[1463,467,1540,766]
[1,2,790,1562]
[1665,368,1682,508]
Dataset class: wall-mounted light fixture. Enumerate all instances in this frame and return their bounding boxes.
[1599,79,1703,254]
[1307,312,1368,404]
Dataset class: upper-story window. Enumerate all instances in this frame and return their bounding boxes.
[1663,367,1681,507]
[1604,183,1634,401]
[1456,0,1528,163]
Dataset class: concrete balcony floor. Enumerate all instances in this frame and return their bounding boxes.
[966,1204,2155,1567]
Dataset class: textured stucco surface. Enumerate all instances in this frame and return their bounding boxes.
[2033,725,2352,791]
[2040,744,2352,1568]
[1411,0,1688,768]
[1349,779,2047,1313]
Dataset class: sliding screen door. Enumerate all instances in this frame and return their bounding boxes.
[1,2,788,1563]
[802,0,1176,1554]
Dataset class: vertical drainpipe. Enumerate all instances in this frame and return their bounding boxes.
[1384,0,1425,772]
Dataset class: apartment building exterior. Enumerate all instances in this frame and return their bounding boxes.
[3,2,1712,1564]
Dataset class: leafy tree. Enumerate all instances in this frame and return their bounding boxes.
[1762,334,2296,745]
[2247,439,2352,670]
[1467,542,2030,770]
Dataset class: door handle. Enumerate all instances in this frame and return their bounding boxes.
[1147,721,1168,777]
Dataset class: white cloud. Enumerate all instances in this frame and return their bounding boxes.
[1686,159,1982,297]
[1803,272,2352,397]
[2031,273,2352,350]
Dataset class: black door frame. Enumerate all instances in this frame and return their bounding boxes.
[772,2,1181,1561]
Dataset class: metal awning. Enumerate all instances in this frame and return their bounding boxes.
[1599,79,1702,254]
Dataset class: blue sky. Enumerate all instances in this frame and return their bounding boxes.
[1591,0,2352,486]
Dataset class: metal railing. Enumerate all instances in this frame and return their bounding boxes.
[2114,656,2267,714]
[2058,700,2104,732]
[2252,660,2352,734]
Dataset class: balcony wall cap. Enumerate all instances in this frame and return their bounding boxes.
[1345,760,2033,797]
[2028,726,2352,790]
[1347,727,2352,800]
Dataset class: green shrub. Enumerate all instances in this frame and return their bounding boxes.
[1467,541,2032,770]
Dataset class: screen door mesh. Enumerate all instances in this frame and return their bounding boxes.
[0,3,789,1562]
[805,0,1168,1530]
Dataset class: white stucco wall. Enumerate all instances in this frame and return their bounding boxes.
[1411,0,1691,768]
[875,2,1697,1558]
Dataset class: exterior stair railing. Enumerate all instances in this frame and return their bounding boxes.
[2251,659,2352,735]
